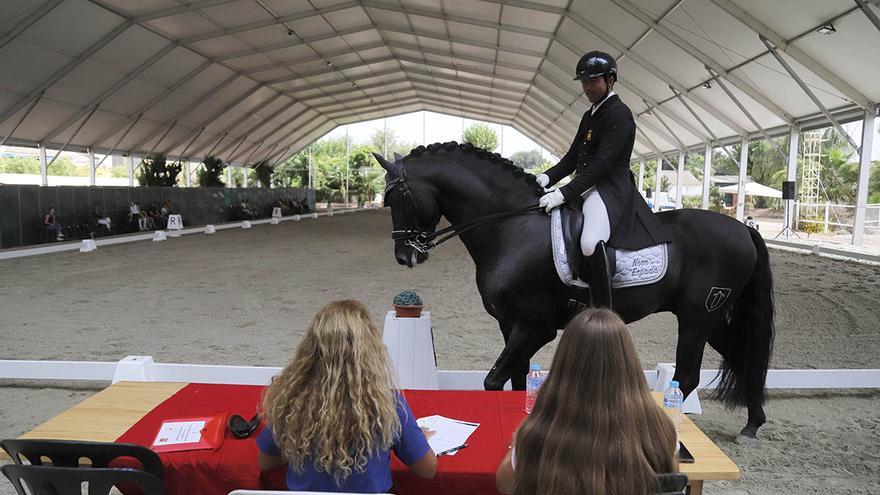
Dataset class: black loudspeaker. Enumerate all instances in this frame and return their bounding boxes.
[646,187,653,199]
[782,181,796,200]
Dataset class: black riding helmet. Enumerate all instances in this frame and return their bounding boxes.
[573,51,618,81]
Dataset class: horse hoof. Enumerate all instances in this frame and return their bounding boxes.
[735,434,758,447]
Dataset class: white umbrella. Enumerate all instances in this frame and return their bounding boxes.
[718,182,782,198]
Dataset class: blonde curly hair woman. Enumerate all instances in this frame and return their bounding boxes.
[257,300,437,492]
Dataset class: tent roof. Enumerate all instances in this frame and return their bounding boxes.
[719,181,783,197]
[1,0,878,167]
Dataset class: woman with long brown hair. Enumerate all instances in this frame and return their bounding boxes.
[257,300,437,492]
[496,308,678,494]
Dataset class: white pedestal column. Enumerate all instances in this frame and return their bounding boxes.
[383,311,438,389]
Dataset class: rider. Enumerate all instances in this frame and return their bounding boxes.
[537,51,670,308]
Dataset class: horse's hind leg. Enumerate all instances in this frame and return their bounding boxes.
[707,327,767,441]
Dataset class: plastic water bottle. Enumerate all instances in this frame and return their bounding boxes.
[663,380,684,433]
[525,364,543,413]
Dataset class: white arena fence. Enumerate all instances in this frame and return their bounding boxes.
[2,356,878,392]
[0,207,368,261]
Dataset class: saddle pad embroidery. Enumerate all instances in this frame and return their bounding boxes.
[550,209,668,289]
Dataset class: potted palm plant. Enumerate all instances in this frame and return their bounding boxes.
[393,290,424,318]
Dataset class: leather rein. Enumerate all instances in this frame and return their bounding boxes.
[384,164,542,253]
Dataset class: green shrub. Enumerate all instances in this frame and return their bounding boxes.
[197,156,225,187]
[137,153,181,187]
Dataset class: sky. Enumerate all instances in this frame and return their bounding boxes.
[320,111,561,162]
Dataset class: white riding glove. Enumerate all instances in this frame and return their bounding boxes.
[539,189,565,213]
[536,174,550,189]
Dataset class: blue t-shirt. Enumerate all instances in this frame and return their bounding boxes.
[256,394,429,493]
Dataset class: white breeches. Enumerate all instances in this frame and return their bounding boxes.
[580,187,610,256]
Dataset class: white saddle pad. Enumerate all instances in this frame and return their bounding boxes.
[550,208,668,289]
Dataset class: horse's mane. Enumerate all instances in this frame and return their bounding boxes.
[405,141,543,193]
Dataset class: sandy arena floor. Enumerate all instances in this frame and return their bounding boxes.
[1,209,879,494]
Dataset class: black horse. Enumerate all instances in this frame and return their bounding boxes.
[375,142,775,439]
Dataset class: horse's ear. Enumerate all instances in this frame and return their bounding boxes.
[372,152,396,176]
[393,152,403,162]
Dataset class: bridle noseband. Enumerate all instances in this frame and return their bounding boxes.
[385,161,542,253]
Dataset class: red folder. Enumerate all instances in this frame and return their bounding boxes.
[150,413,226,453]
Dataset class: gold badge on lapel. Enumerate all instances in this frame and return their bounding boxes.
[585,129,592,141]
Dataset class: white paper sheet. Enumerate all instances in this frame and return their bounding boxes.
[417,415,479,456]
[152,420,206,447]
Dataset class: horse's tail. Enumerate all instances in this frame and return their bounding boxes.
[711,227,775,408]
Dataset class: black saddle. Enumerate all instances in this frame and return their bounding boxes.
[559,205,615,283]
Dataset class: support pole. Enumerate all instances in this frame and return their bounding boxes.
[786,126,799,236]
[701,142,712,209]
[39,145,48,186]
[308,145,313,190]
[638,160,644,192]
[736,136,749,221]
[654,158,662,212]
[345,126,350,207]
[852,107,877,246]
[185,161,191,187]
[128,155,134,187]
[227,167,233,188]
[88,148,96,186]
[675,151,685,209]
[383,118,388,158]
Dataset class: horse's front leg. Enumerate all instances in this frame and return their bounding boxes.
[485,325,555,391]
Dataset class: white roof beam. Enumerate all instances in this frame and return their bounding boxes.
[291,75,411,103]
[233,139,265,165]
[127,73,239,153]
[0,19,134,126]
[0,91,44,148]
[205,100,303,157]
[553,15,749,136]
[215,106,311,158]
[181,0,360,44]
[855,0,880,38]
[611,0,794,124]
[645,111,686,151]
[668,87,735,161]
[760,36,861,153]
[363,0,555,39]
[88,60,213,148]
[134,0,240,22]
[710,0,872,109]
[375,23,545,58]
[164,92,283,155]
[0,0,64,50]
[218,24,374,62]
[242,40,387,76]
[40,42,179,144]
[706,69,787,160]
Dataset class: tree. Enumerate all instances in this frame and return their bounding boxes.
[253,161,272,188]
[510,150,551,171]
[137,153,180,186]
[369,128,416,159]
[462,123,498,152]
[197,156,226,187]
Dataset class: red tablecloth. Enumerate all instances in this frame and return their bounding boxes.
[116,383,527,495]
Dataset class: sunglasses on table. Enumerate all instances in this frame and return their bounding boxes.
[228,413,261,439]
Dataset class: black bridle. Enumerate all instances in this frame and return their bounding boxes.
[385,163,542,253]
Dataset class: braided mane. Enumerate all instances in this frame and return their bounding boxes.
[405,141,542,193]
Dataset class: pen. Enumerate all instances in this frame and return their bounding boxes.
[437,444,469,456]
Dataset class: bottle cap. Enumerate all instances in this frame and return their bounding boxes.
[669,380,679,388]
[530,364,540,371]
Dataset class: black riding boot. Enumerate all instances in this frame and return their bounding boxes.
[587,241,613,308]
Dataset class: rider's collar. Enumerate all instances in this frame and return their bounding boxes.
[591,90,616,116]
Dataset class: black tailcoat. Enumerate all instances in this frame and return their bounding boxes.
[544,94,671,250]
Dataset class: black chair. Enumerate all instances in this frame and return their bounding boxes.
[656,472,688,495]
[2,464,164,495]
[1,439,163,480]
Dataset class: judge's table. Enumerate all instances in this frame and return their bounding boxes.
[5,381,738,495]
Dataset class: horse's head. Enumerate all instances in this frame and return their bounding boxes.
[373,152,441,268]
